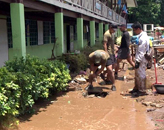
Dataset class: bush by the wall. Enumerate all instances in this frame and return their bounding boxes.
[59,44,103,73]
[0,55,71,118]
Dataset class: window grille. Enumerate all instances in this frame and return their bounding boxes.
[7,17,13,48]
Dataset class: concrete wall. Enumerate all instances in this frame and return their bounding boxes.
[0,19,8,67]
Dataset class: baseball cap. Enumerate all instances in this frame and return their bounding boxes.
[120,24,126,27]
[110,24,118,29]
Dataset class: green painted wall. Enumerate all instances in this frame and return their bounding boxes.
[9,44,54,60]
[55,13,64,56]
[10,3,26,58]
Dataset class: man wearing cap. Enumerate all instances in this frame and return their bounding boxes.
[115,24,135,78]
[86,50,109,90]
[103,24,117,91]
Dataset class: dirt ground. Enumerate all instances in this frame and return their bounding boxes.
[18,62,164,130]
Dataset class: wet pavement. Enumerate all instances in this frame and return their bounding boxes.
[19,69,155,130]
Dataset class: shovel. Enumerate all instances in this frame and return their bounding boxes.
[153,59,164,94]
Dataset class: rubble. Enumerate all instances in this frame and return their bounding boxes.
[147,108,156,112]
[142,102,152,106]
[74,77,87,84]
[141,101,163,108]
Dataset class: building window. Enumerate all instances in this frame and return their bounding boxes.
[25,19,30,46]
[95,23,99,38]
[74,25,77,40]
[7,17,13,48]
[51,22,55,43]
[83,25,89,39]
[43,21,55,44]
[29,20,38,46]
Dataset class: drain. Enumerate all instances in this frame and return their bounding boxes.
[87,92,109,98]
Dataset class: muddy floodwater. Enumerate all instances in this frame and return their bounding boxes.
[19,68,156,130]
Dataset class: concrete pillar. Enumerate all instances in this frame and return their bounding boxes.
[90,21,95,46]
[77,18,83,50]
[105,24,109,32]
[55,12,64,56]
[10,3,26,58]
[99,22,103,43]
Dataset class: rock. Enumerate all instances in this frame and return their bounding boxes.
[142,102,152,106]
[82,92,88,97]
[150,103,156,107]
[120,91,125,95]
[147,108,156,112]
[122,97,127,99]
[136,98,145,102]
[155,104,163,108]
[126,75,134,80]
[74,77,87,84]
[87,94,95,98]
[150,103,163,108]
[68,86,76,91]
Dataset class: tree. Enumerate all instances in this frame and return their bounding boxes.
[128,0,161,25]
[160,0,164,26]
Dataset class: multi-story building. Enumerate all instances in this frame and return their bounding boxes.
[0,0,137,67]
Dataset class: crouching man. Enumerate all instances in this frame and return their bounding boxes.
[86,50,109,90]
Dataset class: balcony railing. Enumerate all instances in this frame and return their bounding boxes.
[40,0,126,24]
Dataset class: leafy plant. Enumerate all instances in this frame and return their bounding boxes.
[0,55,71,119]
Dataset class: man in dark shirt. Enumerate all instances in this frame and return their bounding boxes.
[115,24,135,78]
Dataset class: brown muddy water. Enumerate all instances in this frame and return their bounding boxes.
[18,72,155,130]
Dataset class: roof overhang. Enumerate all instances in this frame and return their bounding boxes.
[126,0,138,7]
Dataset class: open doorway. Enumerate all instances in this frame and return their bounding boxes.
[66,25,70,52]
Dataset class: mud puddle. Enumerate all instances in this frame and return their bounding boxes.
[19,74,155,130]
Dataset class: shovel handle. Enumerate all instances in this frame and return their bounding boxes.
[154,59,158,84]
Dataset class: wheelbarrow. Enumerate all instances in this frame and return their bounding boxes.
[153,59,164,94]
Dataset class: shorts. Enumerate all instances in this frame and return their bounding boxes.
[117,48,130,59]
[106,54,116,66]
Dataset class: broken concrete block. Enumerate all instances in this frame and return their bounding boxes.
[87,94,95,98]
[150,103,156,107]
[142,102,152,106]
[126,75,134,80]
[74,77,87,84]
[136,98,145,102]
[150,103,163,108]
[155,104,163,108]
[147,108,156,112]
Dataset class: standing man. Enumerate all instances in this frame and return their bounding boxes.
[86,50,109,90]
[115,24,135,78]
[103,24,117,91]
[130,22,150,96]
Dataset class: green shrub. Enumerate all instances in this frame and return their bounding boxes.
[60,53,87,73]
[0,55,71,117]
[59,44,103,73]
[0,67,20,116]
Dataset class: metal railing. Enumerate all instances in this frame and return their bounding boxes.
[48,0,126,24]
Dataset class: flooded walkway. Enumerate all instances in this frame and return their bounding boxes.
[19,77,154,130]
